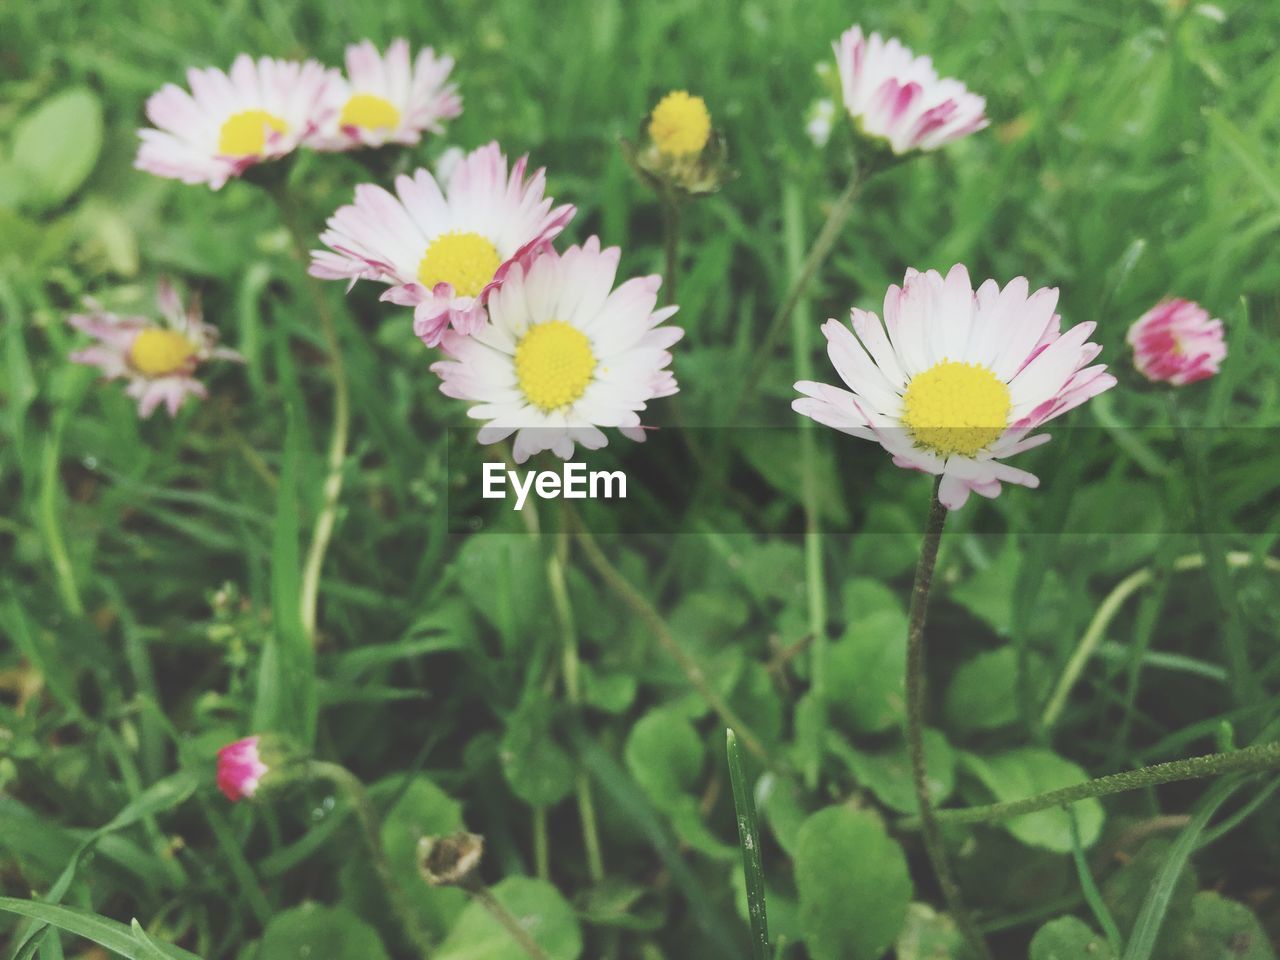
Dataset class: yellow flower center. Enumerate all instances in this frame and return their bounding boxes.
[217,109,288,157]
[515,321,596,412]
[901,361,1011,458]
[339,93,401,131]
[418,231,502,298]
[648,91,712,157]
[129,329,197,377]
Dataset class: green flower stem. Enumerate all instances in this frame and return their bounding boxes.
[1167,395,1259,708]
[464,885,550,960]
[40,424,83,618]
[544,503,605,883]
[1040,551,1280,732]
[308,761,434,956]
[572,520,780,773]
[905,480,993,960]
[660,190,681,307]
[900,741,1280,830]
[269,186,352,647]
[724,163,868,426]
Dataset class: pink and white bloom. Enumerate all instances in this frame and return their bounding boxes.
[310,142,575,346]
[794,265,1116,510]
[833,25,988,154]
[216,736,269,802]
[68,280,242,418]
[1127,298,1226,386]
[136,54,333,189]
[307,39,460,151]
[431,237,682,462]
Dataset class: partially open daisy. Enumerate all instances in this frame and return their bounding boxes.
[136,55,332,189]
[216,736,269,803]
[794,265,1115,510]
[310,142,575,346]
[69,280,242,418]
[308,39,460,151]
[833,25,988,155]
[430,237,682,462]
[1127,298,1226,386]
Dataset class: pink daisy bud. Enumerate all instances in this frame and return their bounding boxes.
[1126,298,1227,387]
[216,736,270,802]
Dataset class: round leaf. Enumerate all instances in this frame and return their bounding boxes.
[257,903,388,960]
[795,806,913,960]
[12,88,103,211]
[961,749,1104,853]
[436,876,582,960]
[1029,916,1113,960]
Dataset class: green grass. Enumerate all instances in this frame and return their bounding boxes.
[3,0,1280,957]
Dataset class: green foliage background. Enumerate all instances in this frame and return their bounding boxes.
[2,0,1280,957]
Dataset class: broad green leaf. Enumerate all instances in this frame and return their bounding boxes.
[944,647,1051,734]
[757,771,808,858]
[847,505,920,578]
[435,877,582,960]
[624,707,704,812]
[1181,892,1277,960]
[843,729,954,814]
[257,903,389,960]
[795,806,912,960]
[949,539,1022,636]
[455,535,549,651]
[961,749,1104,853]
[579,664,636,714]
[827,607,909,733]
[11,88,104,211]
[0,899,198,960]
[500,699,575,807]
[1029,916,1114,960]
[1103,838,1197,960]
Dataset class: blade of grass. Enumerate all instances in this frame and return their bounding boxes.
[726,729,769,960]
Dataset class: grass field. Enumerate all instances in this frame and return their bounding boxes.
[3,0,1280,957]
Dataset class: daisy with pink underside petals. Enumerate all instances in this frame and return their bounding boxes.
[136,55,332,189]
[69,280,242,418]
[308,39,460,151]
[833,25,988,154]
[310,142,575,347]
[1127,298,1227,386]
[794,265,1116,510]
[431,237,682,463]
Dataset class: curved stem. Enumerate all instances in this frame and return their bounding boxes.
[572,520,780,772]
[464,885,550,960]
[1040,551,1280,732]
[270,186,351,647]
[309,761,434,956]
[905,481,992,960]
[903,741,1280,829]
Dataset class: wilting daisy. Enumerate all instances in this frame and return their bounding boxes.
[308,38,460,151]
[310,142,575,346]
[136,55,332,189]
[431,237,681,462]
[69,280,242,418]
[1127,298,1226,386]
[794,265,1115,510]
[833,25,988,155]
[216,736,269,802]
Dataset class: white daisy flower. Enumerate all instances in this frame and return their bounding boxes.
[307,38,460,151]
[794,264,1116,510]
[430,238,682,463]
[833,25,988,154]
[310,142,576,347]
[136,54,333,189]
[68,279,242,418]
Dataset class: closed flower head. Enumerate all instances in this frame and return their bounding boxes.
[794,265,1116,510]
[1127,298,1226,386]
[648,91,712,158]
[833,26,987,155]
[216,736,269,802]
